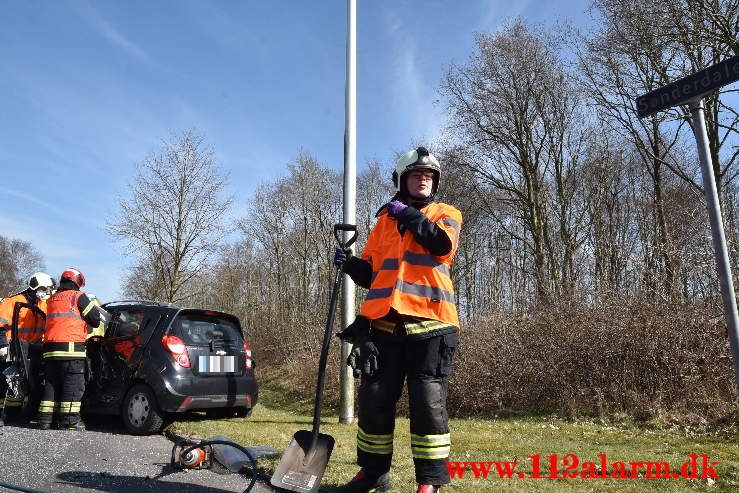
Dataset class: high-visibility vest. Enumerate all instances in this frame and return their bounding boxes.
[0,293,45,344]
[43,290,87,358]
[359,201,462,332]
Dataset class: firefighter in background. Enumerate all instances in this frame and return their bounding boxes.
[335,147,462,493]
[0,272,55,425]
[39,268,106,431]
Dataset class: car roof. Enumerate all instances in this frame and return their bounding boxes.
[101,300,235,318]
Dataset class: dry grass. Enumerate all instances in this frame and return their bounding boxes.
[169,384,739,492]
[188,300,739,491]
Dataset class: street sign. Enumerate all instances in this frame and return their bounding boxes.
[636,54,739,118]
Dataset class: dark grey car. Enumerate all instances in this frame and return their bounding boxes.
[83,301,258,435]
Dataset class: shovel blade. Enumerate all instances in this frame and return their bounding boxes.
[270,430,335,493]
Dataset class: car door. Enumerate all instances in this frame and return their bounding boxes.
[87,308,158,409]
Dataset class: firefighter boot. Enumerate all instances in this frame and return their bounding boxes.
[416,486,440,493]
[337,469,392,492]
[65,421,86,431]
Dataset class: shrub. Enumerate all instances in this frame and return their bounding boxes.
[448,300,737,422]
[253,300,738,424]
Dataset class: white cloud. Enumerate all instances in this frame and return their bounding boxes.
[71,2,157,67]
[0,186,55,209]
[382,9,444,144]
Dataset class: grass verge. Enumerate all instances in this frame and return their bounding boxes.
[169,386,739,492]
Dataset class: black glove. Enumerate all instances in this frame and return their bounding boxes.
[333,246,352,267]
[348,336,379,379]
[338,317,379,378]
[336,315,369,343]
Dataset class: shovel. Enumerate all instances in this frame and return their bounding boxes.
[271,223,358,493]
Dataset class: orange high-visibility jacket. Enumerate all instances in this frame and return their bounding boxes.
[43,290,88,358]
[0,293,46,344]
[359,202,462,329]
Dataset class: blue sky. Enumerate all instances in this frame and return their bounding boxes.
[0,0,592,301]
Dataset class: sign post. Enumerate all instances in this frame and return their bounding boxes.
[637,55,739,393]
[339,0,357,424]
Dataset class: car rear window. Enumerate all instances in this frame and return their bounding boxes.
[106,310,147,338]
[172,312,242,345]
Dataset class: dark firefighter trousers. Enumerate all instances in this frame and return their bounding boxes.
[356,331,458,485]
[38,358,85,427]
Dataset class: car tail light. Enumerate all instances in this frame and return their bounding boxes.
[163,334,191,368]
[243,341,253,370]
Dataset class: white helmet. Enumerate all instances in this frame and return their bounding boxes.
[392,146,441,194]
[28,272,55,291]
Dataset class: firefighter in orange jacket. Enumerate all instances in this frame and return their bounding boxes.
[335,147,462,493]
[0,272,54,425]
[38,268,106,431]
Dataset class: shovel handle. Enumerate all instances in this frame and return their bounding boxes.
[307,224,358,453]
[334,223,358,250]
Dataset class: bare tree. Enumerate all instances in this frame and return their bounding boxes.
[237,152,342,353]
[662,0,739,192]
[107,130,233,303]
[584,0,739,297]
[579,4,684,297]
[356,160,393,237]
[442,20,593,302]
[0,235,44,296]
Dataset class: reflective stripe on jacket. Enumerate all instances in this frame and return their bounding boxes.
[0,293,46,344]
[359,201,462,331]
[43,290,88,358]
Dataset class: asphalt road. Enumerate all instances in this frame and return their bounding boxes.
[0,420,280,493]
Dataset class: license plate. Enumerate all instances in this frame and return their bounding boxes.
[198,355,235,373]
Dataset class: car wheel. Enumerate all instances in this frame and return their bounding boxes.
[122,383,164,435]
[234,407,253,418]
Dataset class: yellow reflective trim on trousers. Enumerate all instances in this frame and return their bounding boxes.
[404,319,453,336]
[411,433,451,459]
[5,398,23,407]
[58,401,74,414]
[357,427,393,443]
[410,433,451,446]
[371,318,456,336]
[358,442,394,455]
[412,446,451,459]
[370,319,395,334]
[357,427,394,455]
[0,399,5,406]
[43,350,86,358]
[38,401,55,413]
[54,401,82,412]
